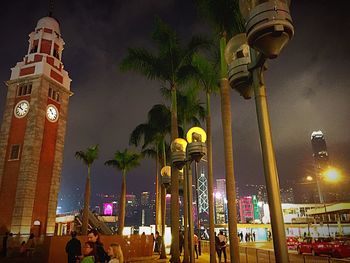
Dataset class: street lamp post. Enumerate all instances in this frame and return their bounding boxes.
[171,127,207,263]
[310,167,342,236]
[225,1,294,262]
[160,166,171,259]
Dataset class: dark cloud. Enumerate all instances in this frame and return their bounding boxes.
[0,0,349,204]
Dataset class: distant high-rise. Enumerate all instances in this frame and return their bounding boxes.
[311,130,329,168]
[198,169,209,214]
[311,131,333,202]
[215,179,228,224]
[141,192,150,206]
[239,196,254,223]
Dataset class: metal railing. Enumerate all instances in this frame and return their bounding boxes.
[200,240,350,263]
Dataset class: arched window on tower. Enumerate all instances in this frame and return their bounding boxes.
[53,43,60,60]
[30,40,39,54]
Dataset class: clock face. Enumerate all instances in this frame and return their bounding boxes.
[46,104,59,122]
[14,100,30,118]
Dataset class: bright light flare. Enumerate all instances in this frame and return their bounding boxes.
[306,176,313,181]
[323,167,342,183]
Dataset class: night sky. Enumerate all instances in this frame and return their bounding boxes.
[0,0,349,208]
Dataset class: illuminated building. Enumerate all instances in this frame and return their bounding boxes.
[0,15,71,236]
[216,179,228,223]
[215,192,226,224]
[311,130,329,168]
[280,187,295,203]
[239,196,255,223]
[198,169,209,214]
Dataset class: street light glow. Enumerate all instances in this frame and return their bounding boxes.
[323,167,341,182]
[306,175,313,181]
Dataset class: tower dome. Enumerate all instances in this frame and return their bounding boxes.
[35,16,60,34]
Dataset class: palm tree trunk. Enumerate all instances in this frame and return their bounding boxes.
[183,161,189,263]
[155,149,161,233]
[82,165,91,235]
[219,33,240,262]
[118,170,127,235]
[170,84,180,263]
[160,139,167,259]
[206,92,216,263]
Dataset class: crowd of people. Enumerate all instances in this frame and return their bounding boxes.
[238,231,256,242]
[2,232,36,258]
[65,229,124,263]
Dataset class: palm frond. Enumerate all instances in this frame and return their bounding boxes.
[105,149,142,173]
[75,145,99,166]
[129,123,149,147]
[120,48,166,81]
[195,0,245,38]
[152,16,180,56]
[176,65,199,85]
[192,53,220,94]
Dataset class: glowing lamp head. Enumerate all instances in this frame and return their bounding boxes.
[186,127,207,163]
[161,166,171,186]
[186,127,206,143]
[171,138,188,153]
[171,138,187,169]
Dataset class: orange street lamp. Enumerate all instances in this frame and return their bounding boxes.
[306,176,314,182]
[323,167,342,183]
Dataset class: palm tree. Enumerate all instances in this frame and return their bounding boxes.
[192,53,220,262]
[120,17,209,262]
[196,0,245,262]
[105,149,142,235]
[129,103,171,259]
[177,86,206,133]
[75,145,99,235]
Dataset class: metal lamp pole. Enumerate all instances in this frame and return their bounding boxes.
[251,50,289,262]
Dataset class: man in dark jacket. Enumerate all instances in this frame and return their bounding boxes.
[65,231,81,263]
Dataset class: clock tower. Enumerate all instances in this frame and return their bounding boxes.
[0,15,72,237]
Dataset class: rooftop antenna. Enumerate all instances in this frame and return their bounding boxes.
[48,0,54,17]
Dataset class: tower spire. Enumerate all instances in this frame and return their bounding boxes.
[48,0,54,17]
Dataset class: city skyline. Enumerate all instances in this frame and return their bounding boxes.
[0,0,349,199]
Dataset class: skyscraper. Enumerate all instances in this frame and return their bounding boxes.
[198,169,209,214]
[215,179,228,224]
[311,130,329,202]
[311,130,329,168]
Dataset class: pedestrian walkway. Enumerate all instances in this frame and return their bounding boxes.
[128,253,217,263]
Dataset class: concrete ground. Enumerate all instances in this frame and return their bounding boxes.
[0,242,285,263]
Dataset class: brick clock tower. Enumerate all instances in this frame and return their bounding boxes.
[0,16,72,237]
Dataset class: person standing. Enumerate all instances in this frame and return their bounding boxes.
[2,232,9,257]
[193,234,199,259]
[253,232,256,242]
[81,241,97,263]
[215,232,221,261]
[218,231,227,263]
[88,229,108,263]
[107,243,124,263]
[26,233,36,257]
[65,231,81,263]
[179,231,184,255]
